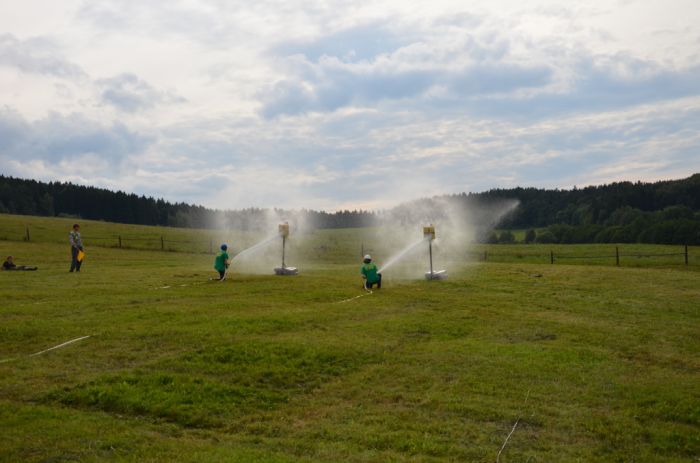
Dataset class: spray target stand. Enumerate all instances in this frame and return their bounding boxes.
[274,222,298,275]
[424,225,447,280]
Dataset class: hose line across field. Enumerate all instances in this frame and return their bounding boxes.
[335,288,373,304]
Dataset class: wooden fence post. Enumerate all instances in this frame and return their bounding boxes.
[685,245,689,265]
[361,243,364,258]
[550,250,554,264]
[118,236,122,248]
[616,246,620,266]
[25,227,30,241]
[160,236,164,251]
[484,250,488,261]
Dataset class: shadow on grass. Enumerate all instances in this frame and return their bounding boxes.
[45,342,376,429]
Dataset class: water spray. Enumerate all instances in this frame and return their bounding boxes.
[223,233,276,279]
[274,222,298,275]
[377,237,426,274]
[424,224,447,280]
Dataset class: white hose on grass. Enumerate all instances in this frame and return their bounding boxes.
[496,388,531,463]
[154,281,210,290]
[0,335,92,364]
[335,288,373,304]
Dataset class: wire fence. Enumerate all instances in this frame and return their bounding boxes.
[474,245,692,267]
[12,226,217,254]
[87,235,217,253]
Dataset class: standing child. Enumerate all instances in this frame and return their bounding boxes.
[214,244,230,280]
[361,254,382,289]
[69,223,84,272]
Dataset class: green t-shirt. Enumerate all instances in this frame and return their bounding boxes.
[361,262,379,283]
[214,251,229,271]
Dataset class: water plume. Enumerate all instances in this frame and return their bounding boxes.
[371,196,519,279]
[378,236,428,274]
[232,234,278,260]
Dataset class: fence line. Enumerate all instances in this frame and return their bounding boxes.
[555,254,617,259]
[620,252,685,257]
[7,228,217,254]
[478,244,691,267]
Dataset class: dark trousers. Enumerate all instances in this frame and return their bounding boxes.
[365,273,382,289]
[70,247,82,272]
[218,270,226,280]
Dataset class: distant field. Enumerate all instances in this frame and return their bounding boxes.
[0,213,236,253]
[1,215,699,462]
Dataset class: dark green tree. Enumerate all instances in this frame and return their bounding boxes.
[498,230,515,244]
[524,229,536,243]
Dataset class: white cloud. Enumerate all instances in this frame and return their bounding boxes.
[0,33,86,78]
[96,73,186,112]
[0,108,151,169]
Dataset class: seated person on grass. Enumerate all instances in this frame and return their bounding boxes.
[214,244,230,280]
[2,256,38,271]
[361,254,381,289]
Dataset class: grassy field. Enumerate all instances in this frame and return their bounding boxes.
[1,215,699,462]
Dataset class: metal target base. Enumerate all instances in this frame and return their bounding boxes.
[274,266,298,275]
[425,270,448,280]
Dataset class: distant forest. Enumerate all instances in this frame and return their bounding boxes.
[484,174,700,245]
[0,175,376,230]
[1,174,699,244]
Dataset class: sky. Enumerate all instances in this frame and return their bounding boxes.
[1,0,699,211]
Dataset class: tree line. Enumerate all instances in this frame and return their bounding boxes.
[1,174,699,244]
[0,175,376,230]
[488,204,700,246]
[471,174,700,245]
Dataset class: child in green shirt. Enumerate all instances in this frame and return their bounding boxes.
[361,254,382,289]
[214,244,230,280]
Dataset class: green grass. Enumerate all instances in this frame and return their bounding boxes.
[1,215,699,462]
